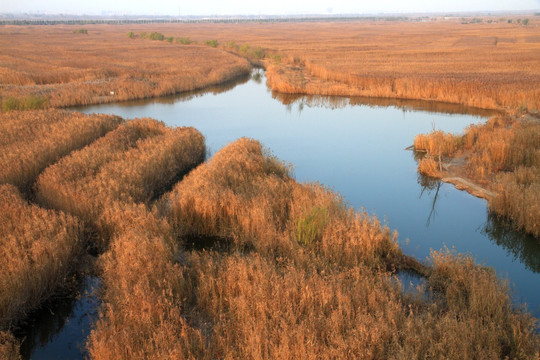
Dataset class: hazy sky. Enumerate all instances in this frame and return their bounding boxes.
[2,0,540,15]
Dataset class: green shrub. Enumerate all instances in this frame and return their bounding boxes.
[126,31,135,39]
[73,28,88,34]
[175,37,193,44]
[205,39,218,48]
[149,32,165,41]
[251,47,265,59]
[2,96,48,112]
[296,207,329,247]
[523,18,529,25]
[226,41,240,50]
[166,36,173,43]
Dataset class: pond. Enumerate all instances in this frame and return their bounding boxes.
[25,69,538,358]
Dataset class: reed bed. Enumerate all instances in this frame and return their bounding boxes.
[35,118,205,243]
[87,204,208,359]
[113,20,539,111]
[158,138,540,358]
[167,137,400,268]
[0,109,121,193]
[0,331,20,360]
[2,21,538,110]
[414,113,540,236]
[26,116,207,358]
[0,184,82,330]
[0,25,251,108]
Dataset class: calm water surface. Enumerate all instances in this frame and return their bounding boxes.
[27,70,535,359]
[80,70,539,315]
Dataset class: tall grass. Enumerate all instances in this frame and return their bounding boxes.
[0,184,82,330]
[36,118,205,244]
[414,114,540,236]
[0,25,251,108]
[160,138,540,358]
[1,95,48,112]
[167,138,400,268]
[0,109,122,194]
[0,331,20,360]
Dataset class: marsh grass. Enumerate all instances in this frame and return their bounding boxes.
[36,118,205,246]
[1,95,48,112]
[0,109,122,194]
[0,26,251,108]
[414,114,540,236]
[0,184,82,331]
[160,138,540,358]
[0,332,20,360]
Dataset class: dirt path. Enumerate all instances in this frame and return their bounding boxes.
[440,155,496,201]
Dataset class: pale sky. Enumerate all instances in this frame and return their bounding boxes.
[2,0,540,15]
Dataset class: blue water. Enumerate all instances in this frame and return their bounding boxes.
[78,70,538,316]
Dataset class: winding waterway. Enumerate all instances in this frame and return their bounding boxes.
[79,69,539,314]
[21,70,539,359]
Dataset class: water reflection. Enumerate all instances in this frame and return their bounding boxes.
[483,213,540,274]
[417,173,442,228]
[16,276,100,360]
[412,149,540,274]
[272,91,500,117]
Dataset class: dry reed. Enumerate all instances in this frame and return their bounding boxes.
[167,138,400,269]
[0,25,251,108]
[35,118,205,243]
[0,184,82,330]
[159,138,540,358]
[87,204,208,359]
[0,331,21,360]
[0,109,121,193]
[413,113,540,236]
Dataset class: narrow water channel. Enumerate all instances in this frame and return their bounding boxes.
[24,69,537,358]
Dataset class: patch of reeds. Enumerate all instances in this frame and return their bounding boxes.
[0,331,20,360]
[0,184,82,330]
[0,109,122,194]
[84,137,540,358]
[0,25,251,108]
[35,118,205,244]
[87,204,208,359]
[413,114,540,236]
[167,137,400,268]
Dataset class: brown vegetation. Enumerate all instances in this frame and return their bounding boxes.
[88,137,537,359]
[0,184,82,330]
[414,112,540,237]
[105,20,539,111]
[0,331,21,360]
[35,118,205,244]
[2,20,539,110]
[0,109,121,194]
[0,25,251,108]
[1,20,540,358]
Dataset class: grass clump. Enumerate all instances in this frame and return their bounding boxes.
[162,138,539,358]
[0,184,82,330]
[2,95,48,112]
[36,118,205,244]
[140,32,165,41]
[175,36,193,44]
[413,114,540,236]
[0,109,122,194]
[296,206,329,247]
[126,31,135,39]
[205,39,219,48]
[73,29,88,34]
